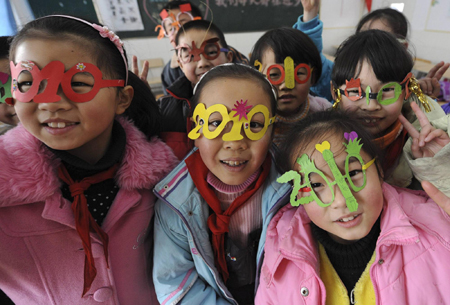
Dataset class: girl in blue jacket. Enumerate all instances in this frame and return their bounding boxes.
[153,63,290,304]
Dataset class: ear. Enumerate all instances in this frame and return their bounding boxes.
[330,80,337,101]
[115,85,133,115]
[226,51,233,63]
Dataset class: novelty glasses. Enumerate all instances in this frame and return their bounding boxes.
[10,61,125,103]
[188,100,274,141]
[337,73,411,106]
[176,38,229,64]
[156,4,200,38]
[0,72,12,104]
[277,132,375,212]
[255,57,312,89]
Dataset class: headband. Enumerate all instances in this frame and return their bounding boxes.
[40,15,128,85]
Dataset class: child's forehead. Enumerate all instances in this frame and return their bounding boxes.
[179,29,219,45]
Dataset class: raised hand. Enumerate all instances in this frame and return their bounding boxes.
[132,55,151,88]
[422,181,450,216]
[399,102,450,159]
[420,61,450,97]
[301,0,320,22]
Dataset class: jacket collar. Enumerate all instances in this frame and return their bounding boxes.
[0,116,177,206]
[166,75,193,102]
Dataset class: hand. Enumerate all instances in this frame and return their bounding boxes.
[425,61,449,81]
[418,77,441,97]
[132,55,151,88]
[301,0,320,22]
[399,102,450,159]
[422,181,450,216]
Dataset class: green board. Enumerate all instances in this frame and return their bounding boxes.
[28,0,99,22]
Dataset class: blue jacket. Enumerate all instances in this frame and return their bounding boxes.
[153,149,291,304]
[293,15,334,102]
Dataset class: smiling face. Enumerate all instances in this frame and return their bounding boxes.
[194,77,273,185]
[261,48,312,117]
[297,133,383,244]
[13,38,130,164]
[177,29,232,85]
[335,60,404,137]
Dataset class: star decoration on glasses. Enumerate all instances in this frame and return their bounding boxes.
[232,99,252,121]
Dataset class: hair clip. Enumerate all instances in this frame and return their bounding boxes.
[91,24,124,54]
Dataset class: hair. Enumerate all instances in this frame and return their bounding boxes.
[332,30,414,88]
[163,0,203,18]
[356,8,409,40]
[175,19,228,49]
[277,110,382,175]
[249,27,322,86]
[9,16,160,139]
[0,36,12,59]
[191,63,277,116]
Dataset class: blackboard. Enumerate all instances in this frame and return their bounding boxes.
[27,0,303,39]
[121,0,303,38]
[28,0,99,23]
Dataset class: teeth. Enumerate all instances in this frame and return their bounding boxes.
[222,160,247,167]
[47,122,75,128]
[364,119,378,124]
[339,214,358,222]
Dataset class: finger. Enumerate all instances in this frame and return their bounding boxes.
[132,55,139,75]
[411,138,422,159]
[422,181,450,215]
[410,102,432,131]
[431,78,441,98]
[426,61,444,79]
[424,128,447,143]
[399,113,420,138]
[418,78,431,95]
[434,62,450,80]
[140,60,150,81]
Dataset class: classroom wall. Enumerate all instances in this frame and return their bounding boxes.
[125,0,450,72]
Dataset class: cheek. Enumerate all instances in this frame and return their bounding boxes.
[303,203,326,224]
[340,99,360,111]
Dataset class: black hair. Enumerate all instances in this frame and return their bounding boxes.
[175,19,228,49]
[191,63,277,116]
[356,8,409,40]
[9,15,160,139]
[0,36,12,59]
[163,0,203,18]
[332,30,413,88]
[250,27,322,86]
[277,110,382,175]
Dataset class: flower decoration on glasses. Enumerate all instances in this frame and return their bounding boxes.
[188,99,275,141]
[254,56,312,89]
[277,132,376,212]
[155,4,201,40]
[176,37,229,64]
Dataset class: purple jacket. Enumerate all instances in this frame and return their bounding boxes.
[0,118,177,304]
[256,183,450,305]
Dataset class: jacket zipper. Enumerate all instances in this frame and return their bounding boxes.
[155,194,238,305]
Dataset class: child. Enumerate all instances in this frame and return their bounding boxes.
[156,1,248,94]
[294,2,448,100]
[0,15,177,304]
[332,29,450,195]
[256,110,450,304]
[159,19,233,160]
[153,64,291,305]
[250,27,330,146]
[0,36,18,135]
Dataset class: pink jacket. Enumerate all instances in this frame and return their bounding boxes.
[256,183,450,305]
[0,118,177,305]
[308,94,331,113]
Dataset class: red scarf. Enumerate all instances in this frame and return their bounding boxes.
[58,163,118,296]
[185,151,271,283]
[373,119,408,173]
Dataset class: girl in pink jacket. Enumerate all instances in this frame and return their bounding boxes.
[255,110,450,305]
[0,15,177,304]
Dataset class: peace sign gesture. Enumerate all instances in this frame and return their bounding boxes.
[398,102,450,159]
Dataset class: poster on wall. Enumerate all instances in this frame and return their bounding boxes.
[95,0,145,32]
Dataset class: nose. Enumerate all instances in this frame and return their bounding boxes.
[197,54,212,69]
[222,122,248,151]
[361,95,381,111]
[329,184,349,210]
[37,87,72,112]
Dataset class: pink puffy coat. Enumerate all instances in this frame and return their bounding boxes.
[0,118,177,304]
[256,183,450,305]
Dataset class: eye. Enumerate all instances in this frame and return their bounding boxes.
[17,81,33,92]
[346,89,360,96]
[310,182,324,189]
[382,87,395,92]
[208,120,222,131]
[348,169,362,178]
[249,121,264,131]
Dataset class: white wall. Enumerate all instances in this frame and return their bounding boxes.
[125,0,450,71]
